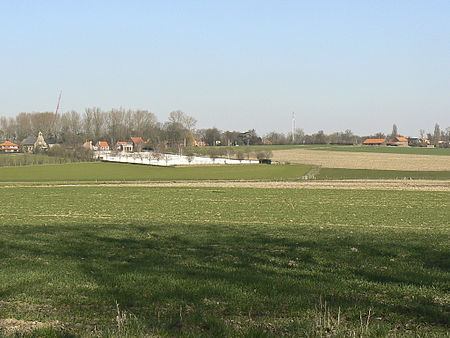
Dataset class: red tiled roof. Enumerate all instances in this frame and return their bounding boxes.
[131,137,145,144]
[395,137,408,142]
[98,141,109,147]
[117,141,128,145]
[0,141,18,147]
[363,138,385,144]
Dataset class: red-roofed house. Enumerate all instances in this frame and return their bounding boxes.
[96,141,110,151]
[387,137,408,147]
[116,141,133,152]
[82,141,96,150]
[131,137,146,152]
[362,138,386,146]
[194,140,207,147]
[0,141,19,153]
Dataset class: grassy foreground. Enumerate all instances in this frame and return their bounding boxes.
[0,186,448,336]
[0,162,310,182]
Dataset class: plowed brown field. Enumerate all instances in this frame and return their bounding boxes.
[2,180,449,191]
[272,149,450,171]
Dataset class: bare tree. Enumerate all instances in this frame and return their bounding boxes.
[59,111,82,145]
[236,151,245,163]
[434,123,441,146]
[93,108,105,141]
[419,129,425,139]
[391,124,398,138]
[256,150,273,161]
[15,113,32,140]
[168,110,196,130]
[83,108,94,140]
[107,108,126,143]
[0,117,16,140]
[225,147,234,159]
[30,112,56,137]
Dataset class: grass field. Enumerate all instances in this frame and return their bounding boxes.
[0,162,311,182]
[0,186,448,336]
[0,153,83,167]
[1,162,449,183]
[315,168,450,180]
[188,145,450,156]
[307,145,450,156]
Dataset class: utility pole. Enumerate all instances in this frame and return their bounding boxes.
[292,112,295,143]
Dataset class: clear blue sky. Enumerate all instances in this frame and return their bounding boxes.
[1,0,449,136]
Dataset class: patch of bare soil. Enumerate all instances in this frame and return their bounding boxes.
[272,149,450,171]
[0,318,63,335]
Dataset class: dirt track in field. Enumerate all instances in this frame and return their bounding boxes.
[2,180,449,191]
[271,149,450,171]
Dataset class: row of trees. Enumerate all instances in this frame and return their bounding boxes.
[264,124,450,146]
[0,109,195,147]
[1,109,449,147]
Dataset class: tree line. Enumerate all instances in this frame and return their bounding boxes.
[1,109,449,147]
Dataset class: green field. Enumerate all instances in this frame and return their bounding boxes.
[188,144,450,156]
[315,168,450,180]
[310,145,450,156]
[1,162,448,183]
[0,186,448,336]
[0,153,82,167]
[0,162,311,182]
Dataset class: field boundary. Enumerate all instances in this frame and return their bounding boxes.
[1,179,448,191]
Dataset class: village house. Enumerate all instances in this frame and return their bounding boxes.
[116,141,133,152]
[362,138,386,146]
[131,137,146,152]
[387,136,408,147]
[96,141,110,151]
[21,132,55,152]
[0,141,19,153]
[82,141,97,150]
[194,139,207,147]
[407,137,431,147]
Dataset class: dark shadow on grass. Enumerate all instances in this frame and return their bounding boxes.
[1,221,449,333]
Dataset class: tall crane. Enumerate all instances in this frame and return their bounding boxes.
[52,91,62,138]
[55,90,62,116]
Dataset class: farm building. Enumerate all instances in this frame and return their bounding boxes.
[362,138,386,146]
[0,141,19,153]
[96,141,110,151]
[387,137,408,147]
